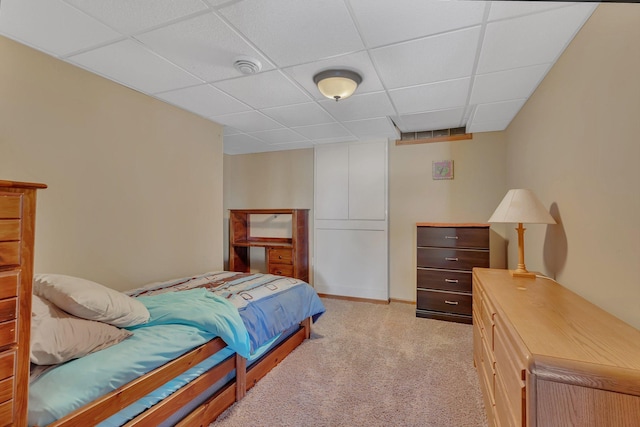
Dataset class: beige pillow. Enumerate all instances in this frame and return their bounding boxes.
[30,295,132,365]
[33,274,149,327]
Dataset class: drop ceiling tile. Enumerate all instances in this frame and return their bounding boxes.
[311,136,357,145]
[212,111,283,133]
[488,1,573,21]
[392,108,465,133]
[390,78,471,115]
[470,64,550,105]
[292,123,351,140]
[261,103,335,128]
[467,119,511,133]
[477,4,597,74]
[219,0,364,67]
[266,141,315,151]
[213,70,311,110]
[342,118,399,139]
[223,126,242,136]
[372,27,481,89]
[0,0,122,56]
[135,12,273,82]
[472,99,527,125]
[68,40,203,94]
[319,92,396,122]
[64,0,209,35]
[248,128,308,145]
[157,84,250,117]
[285,51,385,100]
[350,0,486,48]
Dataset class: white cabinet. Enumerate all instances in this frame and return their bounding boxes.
[314,141,388,301]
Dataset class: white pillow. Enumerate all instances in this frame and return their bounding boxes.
[33,274,150,327]
[30,295,132,365]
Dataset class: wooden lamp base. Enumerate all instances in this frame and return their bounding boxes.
[513,223,537,279]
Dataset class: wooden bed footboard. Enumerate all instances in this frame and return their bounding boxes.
[40,318,312,427]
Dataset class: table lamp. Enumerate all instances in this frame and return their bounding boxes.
[488,189,556,278]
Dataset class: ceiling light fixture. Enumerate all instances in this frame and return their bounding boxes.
[313,69,362,101]
[233,55,262,75]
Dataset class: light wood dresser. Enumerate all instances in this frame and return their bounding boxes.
[416,223,490,324]
[473,268,640,427]
[0,180,46,427]
[229,209,309,282]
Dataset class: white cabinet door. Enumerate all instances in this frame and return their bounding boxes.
[314,140,388,301]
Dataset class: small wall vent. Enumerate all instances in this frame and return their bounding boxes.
[396,126,472,145]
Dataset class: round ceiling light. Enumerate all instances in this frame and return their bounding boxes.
[313,69,362,101]
[233,56,262,75]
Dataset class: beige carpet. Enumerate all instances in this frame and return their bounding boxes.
[212,298,488,427]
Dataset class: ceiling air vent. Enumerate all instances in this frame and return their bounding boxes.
[233,56,262,75]
[396,127,472,145]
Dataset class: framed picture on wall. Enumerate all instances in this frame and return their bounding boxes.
[432,160,454,180]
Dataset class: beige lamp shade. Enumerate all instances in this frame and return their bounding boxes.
[489,189,555,278]
[488,189,556,225]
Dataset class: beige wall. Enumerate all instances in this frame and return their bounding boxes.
[0,36,224,291]
[389,133,508,302]
[504,4,640,329]
[223,149,314,276]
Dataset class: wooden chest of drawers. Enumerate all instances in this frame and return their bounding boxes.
[0,180,46,427]
[473,268,640,427]
[416,223,489,324]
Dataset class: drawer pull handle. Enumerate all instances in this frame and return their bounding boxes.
[276,270,282,275]
[445,300,459,305]
[444,236,458,239]
[445,257,459,261]
[445,279,459,283]
[278,255,283,259]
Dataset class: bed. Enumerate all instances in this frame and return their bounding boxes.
[27,271,325,427]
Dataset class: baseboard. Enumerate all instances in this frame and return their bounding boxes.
[317,293,389,305]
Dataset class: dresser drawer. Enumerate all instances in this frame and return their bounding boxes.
[0,398,14,427]
[417,247,489,271]
[268,248,293,265]
[417,226,489,249]
[0,242,20,268]
[0,352,15,381]
[0,321,16,349]
[0,272,18,301]
[268,264,293,277]
[0,377,13,405]
[417,289,472,316]
[0,194,22,220]
[0,220,20,242]
[417,268,472,293]
[0,300,16,324]
[494,323,525,426]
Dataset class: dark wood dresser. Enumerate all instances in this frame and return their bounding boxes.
[416,223,489,324]
[0,180,46,426]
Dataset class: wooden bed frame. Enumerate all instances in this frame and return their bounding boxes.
[43,318,312,427]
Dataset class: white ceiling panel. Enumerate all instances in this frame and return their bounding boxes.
[135,12,273,82]
[213,70,311,110]
[219,0,364,67]
[477,3,597,74]
[261,103,336,128]
[472,99,527,125]
[372,27,481,89]
[211,111,283,133]
[342,118,399,139]
[248,128,308,145]
[0,1,598,154]
[68,40,203,94]
[292,123,352,140]
[393,108,466,133]
[350,0,487,48]
[156,84,250,117]
[319,92,396,122]
[470,64,550,105]
[63,0,210,35]
[390,78,471,115]
[0,0,122,56]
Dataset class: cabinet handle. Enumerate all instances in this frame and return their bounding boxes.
[445,300,459,305]
[445,257,459,261]
[444,236,458,239]
[278,255,283,259]
[276,270,282,275]
[445,279,459,283]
